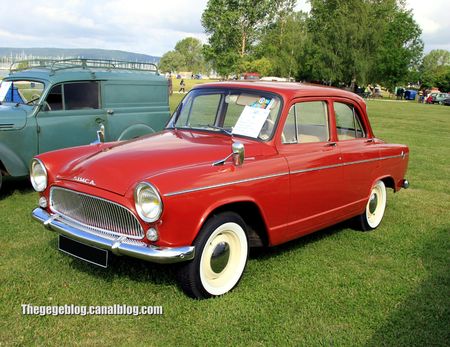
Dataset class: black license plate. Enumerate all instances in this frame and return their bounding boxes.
[58,235,108,268]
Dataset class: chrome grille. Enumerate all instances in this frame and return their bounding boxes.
[50,187,144,239]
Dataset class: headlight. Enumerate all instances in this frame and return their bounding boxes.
[134,182,163,222]
[30,159,48,192]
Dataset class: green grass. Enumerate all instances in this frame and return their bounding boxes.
[1,97,449,346]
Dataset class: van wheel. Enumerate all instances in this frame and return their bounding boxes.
[177,212,248,299]
[0,172,2,191]
[357,180,387,231]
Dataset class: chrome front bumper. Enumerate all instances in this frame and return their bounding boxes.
[32,207,195,264]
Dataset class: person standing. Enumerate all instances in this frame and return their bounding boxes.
[168,75,173,96]
[179,79,186,93]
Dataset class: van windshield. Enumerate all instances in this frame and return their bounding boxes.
[0,80,45,105]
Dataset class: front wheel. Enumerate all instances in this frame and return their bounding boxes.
[357,180,387,231]
[177,212,248,299]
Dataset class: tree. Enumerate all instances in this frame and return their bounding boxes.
[174,37,205,73]
[300,0,423,88]
[370,1,424,89]
[420,49,450,89]
[158,50,186,73]
[303,0,376,85]
[201,0,289,76]
[255,10,307,78]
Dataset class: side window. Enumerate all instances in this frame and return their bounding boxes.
[334,102,365,140]
[282,101,329,144]
[64,82,99,110]
[45,84,63,111]
[281,107,297,144]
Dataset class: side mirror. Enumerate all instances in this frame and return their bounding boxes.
[212,141,245,166]
[97,124,105,143]
[232,142,245,166]
[91,124,105,144]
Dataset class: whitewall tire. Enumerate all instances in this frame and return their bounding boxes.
[177,212,248,299]
[358,180,387,231]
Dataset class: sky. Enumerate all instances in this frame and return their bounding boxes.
[0,0,448,57]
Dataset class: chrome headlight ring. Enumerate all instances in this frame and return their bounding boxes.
[30,158,48,192]
[134,182,163,223]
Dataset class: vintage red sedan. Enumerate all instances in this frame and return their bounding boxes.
[31,82,409,299]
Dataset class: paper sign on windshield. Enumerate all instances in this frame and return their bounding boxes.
[232,106,271,138]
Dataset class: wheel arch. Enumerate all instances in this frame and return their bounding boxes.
[117,124,155,141]
[197,199,270,248]
[0,143,28,177]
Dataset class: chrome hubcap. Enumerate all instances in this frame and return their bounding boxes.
[210,241,230,274]
[369,193,378,214]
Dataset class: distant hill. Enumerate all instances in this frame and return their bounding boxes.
[0,47,160,63]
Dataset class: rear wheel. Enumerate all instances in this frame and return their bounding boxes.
[357,180,387,231]
[177,212,248,299]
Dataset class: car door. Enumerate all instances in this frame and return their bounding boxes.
[277,99,345,238]
[36,81,106,154]
[333,100,379,209]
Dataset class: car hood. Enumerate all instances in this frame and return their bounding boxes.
[0,105,27,130]
[56,129,275,196]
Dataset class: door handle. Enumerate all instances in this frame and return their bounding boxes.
[325,142,337,147]
[365,138,374,143]
[106,109,114,115]
[95,117,105,124]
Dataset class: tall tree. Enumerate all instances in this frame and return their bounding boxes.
[255,9,307,78]
[370,1,423,89]
[301,0,423,88]
[158,50,186,73]
[420,49,450,89]
[304,0,379,85]
[174,37,205,73]
[201,0,288,76]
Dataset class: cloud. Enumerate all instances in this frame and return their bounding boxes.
[0,0,208,55]
[0,0,447,56]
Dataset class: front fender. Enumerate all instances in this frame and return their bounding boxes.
[0,142,28,176]
[195,196,270,240]
[118,124,156,141]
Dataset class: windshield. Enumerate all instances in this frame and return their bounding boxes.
[172,88,281,141]
[0,80,45,105]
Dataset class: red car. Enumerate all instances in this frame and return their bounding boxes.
[31,82,410,299]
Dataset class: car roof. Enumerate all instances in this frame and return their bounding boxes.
[193,81,365,104]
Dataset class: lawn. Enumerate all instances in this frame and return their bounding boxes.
[0,95,449,346]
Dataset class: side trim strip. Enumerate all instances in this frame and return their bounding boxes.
[290,153,406,175]
[164,153,407,197]
[163,172,289,197]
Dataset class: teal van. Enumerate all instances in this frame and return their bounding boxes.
[0,59,170,190]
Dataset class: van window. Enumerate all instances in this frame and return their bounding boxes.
[46,85,63,110]
[64,82,99,110]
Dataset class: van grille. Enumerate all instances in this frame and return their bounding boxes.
[50,187,144,239]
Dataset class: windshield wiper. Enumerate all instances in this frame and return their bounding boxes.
[206,124,233,136]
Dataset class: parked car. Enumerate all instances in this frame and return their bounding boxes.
[443,98,450,106]
[426,92,438,104]
[242,72,260,80]
[432,93,449,104]
[0,59,170,191]
[31,82,410,299]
